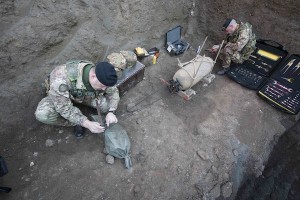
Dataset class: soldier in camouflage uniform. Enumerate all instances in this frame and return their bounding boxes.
[210,18,256,75]
[35,61,120,139]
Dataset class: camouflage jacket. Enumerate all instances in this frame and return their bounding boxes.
[48,60,120,125]
[225,22,256,59]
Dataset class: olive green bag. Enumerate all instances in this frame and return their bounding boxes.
[104,123,132,169]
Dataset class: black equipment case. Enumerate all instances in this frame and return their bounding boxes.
[116,61,145,96]
[0,156,11,193]
[0,156,8,177]
[226,39,288,90]
[165,26,189,56]
[257,54,300,114]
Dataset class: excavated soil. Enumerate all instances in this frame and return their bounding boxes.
[0,1,299,199]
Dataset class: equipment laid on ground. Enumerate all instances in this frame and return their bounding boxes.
[0,156,11,193]
[165,25,190,56]
[116,61,145,96]
[224,38,300,114]
[258,54,300,114]
[134,47,149,57]
[226,39,288,90]
[162,37,223,100]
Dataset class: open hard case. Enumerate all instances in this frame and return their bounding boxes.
[116,61,145,96]
[165,26,189,56]
[226,39,288,90]
[257,54,300,114]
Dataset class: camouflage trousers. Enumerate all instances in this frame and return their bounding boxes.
[35,96,109,126]
[219,48,243,68]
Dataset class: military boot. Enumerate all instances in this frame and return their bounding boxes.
[217,67,230,75]
[74,125,84,139]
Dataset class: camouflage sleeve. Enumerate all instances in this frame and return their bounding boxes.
[48,68,87,125]
[233,28,251,51]
[104,86,120,111]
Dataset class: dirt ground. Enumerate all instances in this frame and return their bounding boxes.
[0,1,299,200]
[236,121,300,200]
[0,49,298,200]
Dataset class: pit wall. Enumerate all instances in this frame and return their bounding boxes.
[0,0,298,82]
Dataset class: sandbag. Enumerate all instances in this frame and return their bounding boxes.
[107,53,127,70]
[104,123,132,169]
[120,50,137,68]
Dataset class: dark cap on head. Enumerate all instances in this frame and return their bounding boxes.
[222,18,233,31]
[95,62,117,87]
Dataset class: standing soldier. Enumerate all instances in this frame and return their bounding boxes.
[35,61,120,139]
[210,18,256,75]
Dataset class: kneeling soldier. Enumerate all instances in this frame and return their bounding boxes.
[35,61,120,139]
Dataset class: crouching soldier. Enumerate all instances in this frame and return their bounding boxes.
[210,18,256,75]
[35,60,120,139]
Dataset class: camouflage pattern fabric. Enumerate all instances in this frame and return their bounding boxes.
[35,62,120,126]
[220,22,256,68]
[114,67,123,79]
[219,50,242,68]
[120,50,137,68]
[107,53,126,70]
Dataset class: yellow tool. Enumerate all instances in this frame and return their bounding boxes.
[257,49,280,61]
[152,55,157,64]
[281,77,295,83]
[135,47,148,56]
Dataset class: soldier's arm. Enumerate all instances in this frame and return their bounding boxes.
[230,28,250,52]
[48,79,88,125]
[104,86,120,111]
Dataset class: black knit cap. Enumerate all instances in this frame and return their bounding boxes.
[95,62,117,87]
[222,18,233,31]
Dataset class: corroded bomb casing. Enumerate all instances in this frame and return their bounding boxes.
[173,55,214,90]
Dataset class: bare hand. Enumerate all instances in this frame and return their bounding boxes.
[82,119,105,133]
[105,112,118,127]
[210,45,220,53]
[224,44,234,54]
